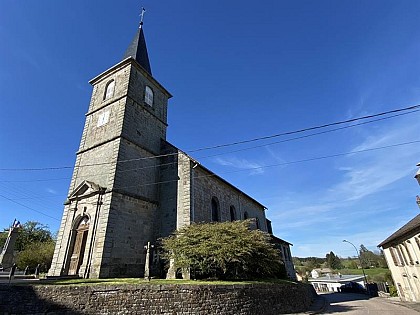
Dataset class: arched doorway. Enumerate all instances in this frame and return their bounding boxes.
[68,216,90,275]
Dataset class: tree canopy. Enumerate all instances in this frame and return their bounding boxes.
[161,220,286,280]
[0,221,55,272]
[359,244,387,268]
[16,241,55,272]
[326,251,342,269]
[0,221,53,252]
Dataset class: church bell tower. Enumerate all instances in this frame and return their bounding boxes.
[48,17,172,278]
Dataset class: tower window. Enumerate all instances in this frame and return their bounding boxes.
[211,197,220,222]
[145,86,154,106]
[97,110,110,127]
[104,80,115,100]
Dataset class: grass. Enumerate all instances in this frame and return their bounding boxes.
[339,268,389,277]
[339,268,391,282]
[34,278,293,286]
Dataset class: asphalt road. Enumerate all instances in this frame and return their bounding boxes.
[321,292,419,314]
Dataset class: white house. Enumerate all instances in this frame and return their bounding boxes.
[309,274,365,292]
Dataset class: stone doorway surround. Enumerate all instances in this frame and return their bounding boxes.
[68,216,90,275]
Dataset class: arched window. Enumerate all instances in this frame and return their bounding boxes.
[255,217,260,229]
[78,216,90,228]
[229,206,236,221]
[104,80,115,100]
[145,86,154,106]
[211,197,219,222]
[243,211,248,220]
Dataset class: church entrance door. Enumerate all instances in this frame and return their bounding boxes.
[68,217,90,275]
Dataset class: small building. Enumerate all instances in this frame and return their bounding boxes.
[271,235,297,280]
[310,268,333,279]
[309,274,365,293]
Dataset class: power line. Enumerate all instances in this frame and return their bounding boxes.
[111,139,420,190]
[1,105,418,172]
[64,109,420,177]
[0,194,61,221]
[0,181,62,211]
[187,104,420,152]
[195,110,419,160]
[3,139,417,212]
[0,177,69,183]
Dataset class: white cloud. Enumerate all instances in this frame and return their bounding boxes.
[213,156,265,175]
[264,146,287,164]
[329,116,419,202]
[46,188,57,195]
[268,113,420,257]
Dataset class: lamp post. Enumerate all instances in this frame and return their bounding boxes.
[343,240,369,294]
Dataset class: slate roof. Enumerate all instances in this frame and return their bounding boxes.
[271,235,293,246]
[378,214,420,247]
[123,26,152,75]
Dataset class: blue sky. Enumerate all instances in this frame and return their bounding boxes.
[1,1,420,258]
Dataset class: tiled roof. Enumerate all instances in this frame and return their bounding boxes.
[378,214,420,247]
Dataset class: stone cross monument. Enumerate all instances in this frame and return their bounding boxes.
[0,220,20,269]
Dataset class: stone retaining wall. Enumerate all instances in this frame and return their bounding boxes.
[0,282,316,315]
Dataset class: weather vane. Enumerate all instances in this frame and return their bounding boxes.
[139,7,146,28]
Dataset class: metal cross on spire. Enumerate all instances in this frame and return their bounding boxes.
[139,7,146,28]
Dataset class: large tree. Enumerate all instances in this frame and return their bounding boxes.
[359,244,383,268]
[0,221,55,271]
[326,251,342,269]
[0,221,53,252]
[161,220,286,280]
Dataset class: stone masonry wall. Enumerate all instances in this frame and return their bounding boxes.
[0,282,316,315]
[193,166,267,230]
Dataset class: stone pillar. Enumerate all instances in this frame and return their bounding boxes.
[0,227,19,268]
[144,242,154,280]
[166,258,176,279]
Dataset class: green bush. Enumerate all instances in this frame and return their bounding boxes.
[161,220,285,280]
[389,285,398,297]
[0,221,53,252]
[16,241,55,272]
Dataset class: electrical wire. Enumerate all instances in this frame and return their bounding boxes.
[0,194,61,221]
[111,139,420,190]
[1,105,418,172]
[187,104,420,152]
[4,139,418,218]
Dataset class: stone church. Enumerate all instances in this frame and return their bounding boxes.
[48,21,296,280]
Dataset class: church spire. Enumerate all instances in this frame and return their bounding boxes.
[123,7,152,75]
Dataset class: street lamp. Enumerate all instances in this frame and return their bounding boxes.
[343,239,369,294]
